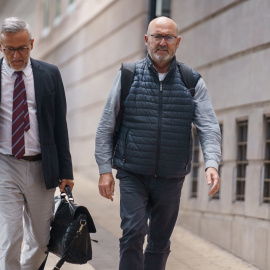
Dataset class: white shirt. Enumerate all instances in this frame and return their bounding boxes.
[158,72,167,81]
[0,59,41,155]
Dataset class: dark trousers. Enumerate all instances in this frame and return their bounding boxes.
[116,169,185,270]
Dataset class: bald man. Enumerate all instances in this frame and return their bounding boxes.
[95,16,221,270]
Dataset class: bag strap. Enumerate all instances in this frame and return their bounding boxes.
[177,62,201,97]
[37,252,48,270]
[114,62,136,133]
[53,256,67,270]
[112,62,136,151]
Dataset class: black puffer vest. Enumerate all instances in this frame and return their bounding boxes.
[113,56,200,178]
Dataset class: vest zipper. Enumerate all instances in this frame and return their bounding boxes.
[155,82,163,176]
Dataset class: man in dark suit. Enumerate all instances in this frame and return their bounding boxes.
[0,17,74,270]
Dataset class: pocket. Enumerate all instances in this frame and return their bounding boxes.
[122,128,130,164]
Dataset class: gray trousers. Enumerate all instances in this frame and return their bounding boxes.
[116,169,185,270]
[0,153,55,270]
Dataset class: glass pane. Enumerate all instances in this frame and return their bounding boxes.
[192,181,197,193]
[243,125,248,141]
[266,120,270,140]
[243,146,247,160]
[193,150,199,163]
[191,179,197,198]
[263,181,270,202]
[44,0,50,27]
[266,143,270,160]
[193,167,198,178]
[265,164,270,179]
[55,0,61,17]
[238,121,248,142]
[237,164,246,178]
[236,180,245,201]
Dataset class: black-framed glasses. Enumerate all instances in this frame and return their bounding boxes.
[1,45,30,56]
[148,34,178,44]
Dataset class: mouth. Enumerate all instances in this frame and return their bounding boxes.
[11,59,23,63]
[10,59,25,70]
[11,59,24,66]
[156,47,169,53]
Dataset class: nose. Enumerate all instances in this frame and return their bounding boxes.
[159,37,167,46]
[13,49,21,58]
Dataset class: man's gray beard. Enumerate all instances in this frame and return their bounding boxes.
[151,52,172,65]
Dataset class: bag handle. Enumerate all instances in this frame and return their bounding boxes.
[64,185,74,201]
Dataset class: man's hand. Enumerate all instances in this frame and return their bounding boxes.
[59,179,74,193]
[98,173,115,201]
[206,167,221,196]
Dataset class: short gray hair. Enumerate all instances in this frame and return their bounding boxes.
[0,17,32,39]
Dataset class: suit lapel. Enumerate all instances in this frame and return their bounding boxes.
[31,58,45,115]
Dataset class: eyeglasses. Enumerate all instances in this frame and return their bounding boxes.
[1,45,30,56]
[148,34,178,44]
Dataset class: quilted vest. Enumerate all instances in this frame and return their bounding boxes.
[113,56,199,178]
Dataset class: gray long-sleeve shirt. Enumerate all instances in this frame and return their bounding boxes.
[95,71,221,175]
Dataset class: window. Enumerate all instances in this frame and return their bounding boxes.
[211,124,223,200]
[236,121,248,201]
[53,0,62,26]
[149,0,171,21]
[44,0,50,28]
[67,0,76,14]
[263,117,270,203]
[55,0,61,18]
[191,128,200,198]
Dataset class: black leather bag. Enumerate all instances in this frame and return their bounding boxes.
[47,186,96,269]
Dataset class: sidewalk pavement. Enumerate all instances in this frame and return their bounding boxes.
[168,225,259,270]
[45,253,95,270]
[45,225,259,270]
[44,172,259,270]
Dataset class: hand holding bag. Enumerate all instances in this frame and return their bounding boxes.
[47,186,97,269]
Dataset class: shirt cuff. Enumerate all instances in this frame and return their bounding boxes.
[98,163,113,175]
[205,160,219,171]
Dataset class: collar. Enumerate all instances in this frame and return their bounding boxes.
[146,54,177,72]
[2,58,32,78]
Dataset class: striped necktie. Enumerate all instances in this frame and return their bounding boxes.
[12,71,30,159]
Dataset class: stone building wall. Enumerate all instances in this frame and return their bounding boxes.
[172,1,270,269]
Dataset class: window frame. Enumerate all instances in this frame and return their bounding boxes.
[190,127,200,198]
[235,120,248,201]
[263,117,270,203]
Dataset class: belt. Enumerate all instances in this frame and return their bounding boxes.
[7,153,42,161]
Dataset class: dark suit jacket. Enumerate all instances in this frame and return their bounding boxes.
[0,57,73,189]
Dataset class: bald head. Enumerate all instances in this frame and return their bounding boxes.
[147,17,179,36]
[144,16,181,73]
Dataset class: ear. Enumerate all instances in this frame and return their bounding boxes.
[30,39,34,50]
[144,34,149,47]
[0,43,3,52]
[176,36,181,49]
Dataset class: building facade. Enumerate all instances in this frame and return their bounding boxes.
[0,1,269,269]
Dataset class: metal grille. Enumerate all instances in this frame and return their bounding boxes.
[236,121,248,201]
[191,128,200,198]
[263,118,270,203]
